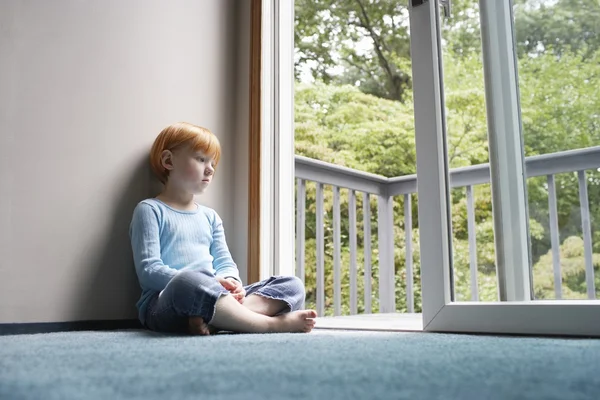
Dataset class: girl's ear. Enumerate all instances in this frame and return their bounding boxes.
[160,150,174,171]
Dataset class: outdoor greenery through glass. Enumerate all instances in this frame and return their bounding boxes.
[294,0,600,315]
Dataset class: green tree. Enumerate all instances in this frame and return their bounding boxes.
[533,236,600,299]
[295,0,412,102]
[295,0,481,102]
[514,0,600,59]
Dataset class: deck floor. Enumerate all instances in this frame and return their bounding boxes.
[313,313,423,332]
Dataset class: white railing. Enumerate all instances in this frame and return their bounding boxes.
[295,146,600,316]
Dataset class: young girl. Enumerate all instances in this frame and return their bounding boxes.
[130,122,317,335]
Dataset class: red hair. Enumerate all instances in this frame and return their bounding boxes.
[150,122,221,184]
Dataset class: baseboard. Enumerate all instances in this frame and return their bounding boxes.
[0,319,143,335]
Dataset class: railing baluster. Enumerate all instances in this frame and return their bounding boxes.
[296,179,306,304]
[404,194,414,312]
[316,183,325,316]
[363,192,372,314]
[466,185,479,301]
[349,190,357,315]
[578,171,595,299]
[378,195,395,313]
[333,186,342,316]
[547,175,562,299]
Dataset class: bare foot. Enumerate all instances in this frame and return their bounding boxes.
[188,316,211,336]
[271,310,317,333]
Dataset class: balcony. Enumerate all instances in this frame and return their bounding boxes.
[296,146,600,331]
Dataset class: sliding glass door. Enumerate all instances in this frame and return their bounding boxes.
[410,0,600,336]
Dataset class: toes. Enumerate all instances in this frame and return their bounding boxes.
[304,316,316,333]
[305,310,317,319]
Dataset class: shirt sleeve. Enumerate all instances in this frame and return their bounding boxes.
[210,211,242,283]
[129,202,178,292]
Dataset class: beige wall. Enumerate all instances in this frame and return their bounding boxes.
[0,0,249,323]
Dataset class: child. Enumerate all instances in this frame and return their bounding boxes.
[130,122,317,335]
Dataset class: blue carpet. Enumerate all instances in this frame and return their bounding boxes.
[1,329,599,400]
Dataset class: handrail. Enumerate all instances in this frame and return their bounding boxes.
[295,155,388,195]
[296,146,600,196]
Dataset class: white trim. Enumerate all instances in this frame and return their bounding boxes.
[260,0,274,280]
[480,0,531,301]
[427,302,600,336]
[260,0,295,280]
[408,0,452,327]
[273,0,296,277]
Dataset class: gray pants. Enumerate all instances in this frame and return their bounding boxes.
[144,269,306,334]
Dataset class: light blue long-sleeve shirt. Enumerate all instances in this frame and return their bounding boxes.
[129,198,241,324]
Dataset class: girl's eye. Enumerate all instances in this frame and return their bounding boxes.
[197,156,205,162]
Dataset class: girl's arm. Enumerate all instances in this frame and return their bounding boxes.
[130,202,177,291]
[210,211,242,283]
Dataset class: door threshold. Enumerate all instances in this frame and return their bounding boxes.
[313,313,423,332]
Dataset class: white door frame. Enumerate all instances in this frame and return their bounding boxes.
[259,0,295,279]
[410,0,600,336]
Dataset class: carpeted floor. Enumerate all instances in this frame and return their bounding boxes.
[1,329,599,400]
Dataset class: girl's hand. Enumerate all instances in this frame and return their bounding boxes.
[217,277,246,303]
[226,278,246,303]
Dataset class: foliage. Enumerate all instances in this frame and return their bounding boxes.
[514,0,600,60]
[533,236,600,299]
[295,0,412,102]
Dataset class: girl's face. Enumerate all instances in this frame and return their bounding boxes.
[165,146,215,194]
